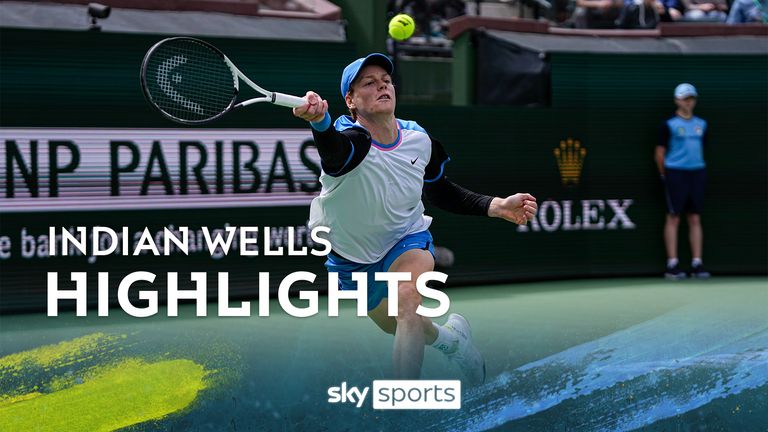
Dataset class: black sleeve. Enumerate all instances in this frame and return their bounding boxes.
[658,121,671,148]
[423,135,450,182]
[422,135,492,216]
[423,176,493,216]
[311,126,372,177]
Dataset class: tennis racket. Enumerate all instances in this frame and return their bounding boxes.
[140,37,306,125]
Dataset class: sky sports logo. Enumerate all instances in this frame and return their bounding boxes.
[327,380,461,409]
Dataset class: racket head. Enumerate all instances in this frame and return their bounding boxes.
[140,37,239,124]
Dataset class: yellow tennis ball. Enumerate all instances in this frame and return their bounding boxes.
[388,14,415,41]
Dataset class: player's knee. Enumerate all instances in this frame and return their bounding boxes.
[687,214,701,225]
[396,282,421,319]
[666,214,680,225]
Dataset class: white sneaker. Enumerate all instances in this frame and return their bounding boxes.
[444,313,486,386]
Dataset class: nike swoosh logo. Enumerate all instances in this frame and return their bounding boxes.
[411,157,418,165]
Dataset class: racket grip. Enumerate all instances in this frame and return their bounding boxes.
[273,93,307,108]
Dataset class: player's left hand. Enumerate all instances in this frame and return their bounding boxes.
[488,193,537,225]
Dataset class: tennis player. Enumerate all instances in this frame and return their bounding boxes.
[293,54,537,385]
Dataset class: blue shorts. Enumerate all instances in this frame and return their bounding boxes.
[325,230,435,311]
[664,168,706,215]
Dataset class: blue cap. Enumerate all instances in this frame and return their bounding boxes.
[340,53,394,98]
[674,83,698,99]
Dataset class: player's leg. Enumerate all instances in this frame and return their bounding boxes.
[664,214,680,261]
[324,238,461,378]
[377,249,485,385]
[663,169,685,279]
[664,214,683,279]
[368,298,437,343]
[386,248,435,379]
[369,297,482,382]
[369,230,484,384]
[688,168,709,278]
[687,213,703,261]
[687,212,709,277]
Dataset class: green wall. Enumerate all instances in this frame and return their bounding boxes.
[451,32,476,106]
[0,28,357,128]
[550,53,768,110]
[330,0,388,56]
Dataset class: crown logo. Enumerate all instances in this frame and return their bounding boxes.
[553,138,586,186]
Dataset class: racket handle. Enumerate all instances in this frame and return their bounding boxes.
[273,93,307,108]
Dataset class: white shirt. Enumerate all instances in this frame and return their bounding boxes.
[309,118,439,264]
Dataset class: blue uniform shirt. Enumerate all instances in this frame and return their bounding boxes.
[660,115,707,170]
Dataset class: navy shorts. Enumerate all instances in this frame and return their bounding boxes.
[664,168,706,215]
[325,230,435,311]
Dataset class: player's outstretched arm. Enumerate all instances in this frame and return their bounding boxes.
[423,177,536,225]
[292,91,328,123]
[487,194,538,225]
[423,176,493,216]
[422,134,537,224]
[293,91,360,176]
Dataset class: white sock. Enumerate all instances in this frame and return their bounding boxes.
[692,258,703,267]
[667,258,679,268]
[431,323,458,354]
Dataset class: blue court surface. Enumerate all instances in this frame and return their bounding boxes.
[1,277,766,431]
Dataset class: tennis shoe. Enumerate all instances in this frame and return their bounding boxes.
[690,264,711,279]
[664,263,687,280]
[444,313,486,386]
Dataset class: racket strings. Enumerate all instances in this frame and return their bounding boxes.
[152,50,231,114]
[151,44,234,112]
[144,39,237,122]
[155,54,205,115]
[150,45,233,118]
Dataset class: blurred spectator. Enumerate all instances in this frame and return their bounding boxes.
[616,0,663,27]
[428,0,467,37]
[657,0,684,20]
[571,0,623,28]
[726,0,767,23]
[398,0,433,37]
[431,0,467,19]
[681,0,728,21]
[388,0,466,39]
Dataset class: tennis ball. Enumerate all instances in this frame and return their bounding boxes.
[388,14,415,41]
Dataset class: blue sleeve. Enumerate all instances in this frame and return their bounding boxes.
[310,112,332,132]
